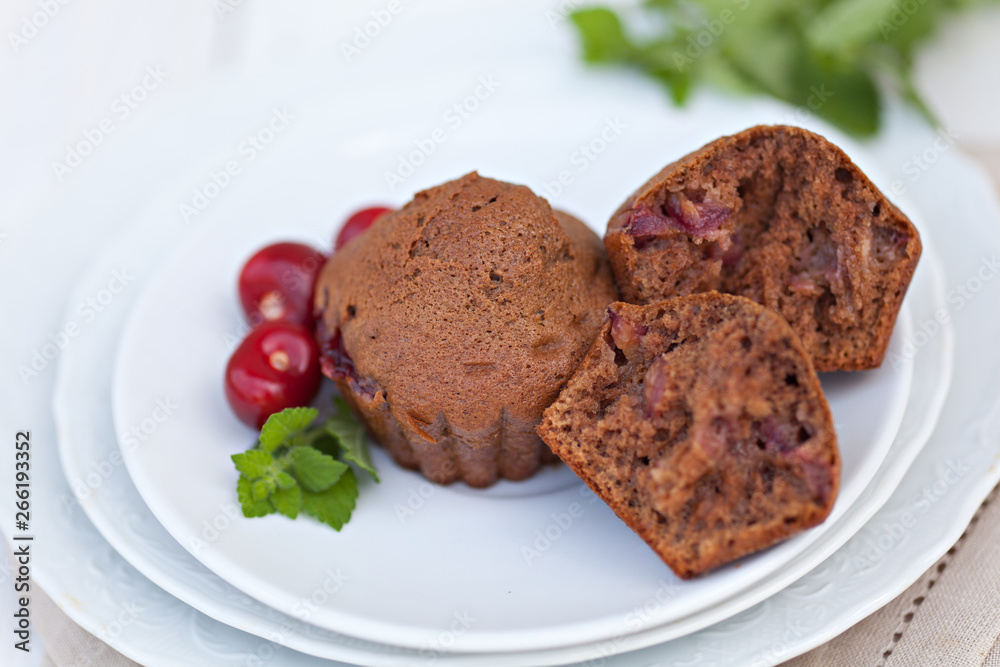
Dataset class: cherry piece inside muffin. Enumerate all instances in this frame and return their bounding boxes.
[538,294,840,579]
[604,125,921,371]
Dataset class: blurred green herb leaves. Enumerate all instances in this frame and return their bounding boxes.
[570,0,996,136]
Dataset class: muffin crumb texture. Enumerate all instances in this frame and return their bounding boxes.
[605,125,921,371]
[539,294,840,578]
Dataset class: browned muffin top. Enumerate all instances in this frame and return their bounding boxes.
[315,171,618,447]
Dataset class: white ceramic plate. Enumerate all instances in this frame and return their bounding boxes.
[9,0,995,662]
[57,180,945,667]
[51,40,939,665]
[109,82,912,653]
[6,58,992,667]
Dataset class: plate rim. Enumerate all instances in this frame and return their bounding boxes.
[106,117,921,652]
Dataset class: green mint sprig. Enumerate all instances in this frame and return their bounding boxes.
[568,0,996,137]
[232,399,377,531]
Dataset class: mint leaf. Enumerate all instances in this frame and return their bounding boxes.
[259,407,319,453]
[794,55,880,138]
[302,468,358,531]
[237,476,274,518]
[231,401,371,530]
[570,8,635,63]
[652,69,693,105]
[699,57,758,96]
[327,398,379,482]
[309,431,342,458]
[251,479,270,501]
[290,446,348,492]
[272,484,303,519]
[565,0,986,136]
[275,471,298,490]
[725,22,799,100]
[232,450,273,478]
[806,0,898,58]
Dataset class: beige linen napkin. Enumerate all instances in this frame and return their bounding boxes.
[33,584,139,667]
[784,486,1000,666]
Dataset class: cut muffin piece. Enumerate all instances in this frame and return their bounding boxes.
[538,294,840,579]
[605,124,921,371]
[315,172,618,488]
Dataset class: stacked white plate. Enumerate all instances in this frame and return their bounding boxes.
[4,4,1000,665]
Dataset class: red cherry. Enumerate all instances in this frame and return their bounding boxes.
[225,322,322,429]
[334,206,392,251]
[238,242,326,327]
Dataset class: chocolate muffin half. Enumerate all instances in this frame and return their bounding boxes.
[315,172,618,487]
[538,294,839,578]
[605,125,921,371]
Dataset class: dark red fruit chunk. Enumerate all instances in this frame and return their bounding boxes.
[663,189,730,235]
[607,308,648,361]
[643,356,671,417]
[703,232,744,266]
[319,329,379,400]
[759,417,812,454]
[626,205,674,239]
[788,227,841,294]
[626,189,730,241]
[872,226,910,262]
[238,242,326,328]
[225,322,322,429]
[788,448,835,503]
[334,206,393,251]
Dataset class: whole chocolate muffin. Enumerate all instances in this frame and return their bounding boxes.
[538,294,839,578]
[605,125,921,371]
[315,172,618,487]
